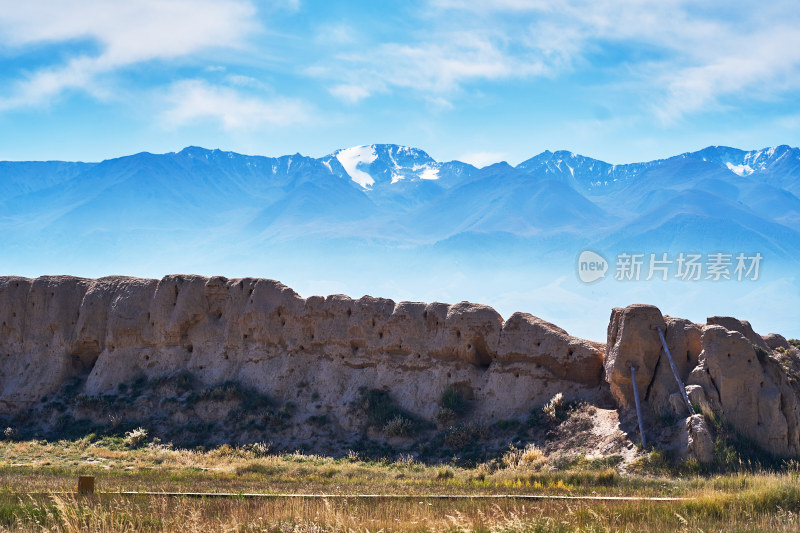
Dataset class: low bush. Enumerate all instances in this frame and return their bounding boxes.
[542,392,569,423]
[383,415,414,437]
[357,389,425,436]
[440,386,468,416]
[123,427,149,448]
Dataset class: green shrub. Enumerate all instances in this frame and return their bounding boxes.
[174,371,195,393]
[435,408,456,425]
[383,415,414,437]
[440,386,468,416]
[235,462,281,476]
[436,468,455,480]
[123,427,148,448]
[443,423,487,450]
[542,392,568,422]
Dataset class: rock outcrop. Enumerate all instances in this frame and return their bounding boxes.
[604,304,800,459]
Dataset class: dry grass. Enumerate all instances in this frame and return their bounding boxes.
[1,491,799,532]
[0,440,799,531]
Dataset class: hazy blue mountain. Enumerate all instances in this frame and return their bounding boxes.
[595,188,800,260]
[516,150,657,193]
[0,161,95,202]
[1,143,799,266]
[409,162,613,240]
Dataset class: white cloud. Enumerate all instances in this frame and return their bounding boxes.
[161,80,309,130]
[424,0,800,121]
[329,84,372,104]
[317,32,546,103]
[311,0,800,119]
[0,0,261,109]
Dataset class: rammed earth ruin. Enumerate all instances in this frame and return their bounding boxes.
[1,275,798,461]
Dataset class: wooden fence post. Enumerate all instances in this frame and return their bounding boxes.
[77,476,95,495]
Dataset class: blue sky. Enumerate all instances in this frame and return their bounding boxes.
[1,0,800,165]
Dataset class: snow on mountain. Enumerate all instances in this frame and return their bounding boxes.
[325,144,446,189]
[516,150,658,193]
[726,162,754,176]
[334,145,378,188]
[1,143,799,265]
[687,145,800,187]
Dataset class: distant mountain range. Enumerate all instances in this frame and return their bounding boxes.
[2,144,800,267]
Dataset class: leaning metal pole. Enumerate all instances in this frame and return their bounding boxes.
[657,327,694,415]
[631,365,646,447]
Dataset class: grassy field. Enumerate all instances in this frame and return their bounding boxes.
[1,438,800,531]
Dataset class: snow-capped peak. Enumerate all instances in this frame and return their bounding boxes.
[329,144,441,189]
[335,145,378,189]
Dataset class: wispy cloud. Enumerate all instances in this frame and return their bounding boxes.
[161,80,309,130]
[427,0,800,121]
[315,32,546,104]
[311,0,800,121]
[0,0,261,109]
[329,84,372,104]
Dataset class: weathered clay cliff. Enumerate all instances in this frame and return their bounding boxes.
[2,275,799,462]
[0,275,605,451]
